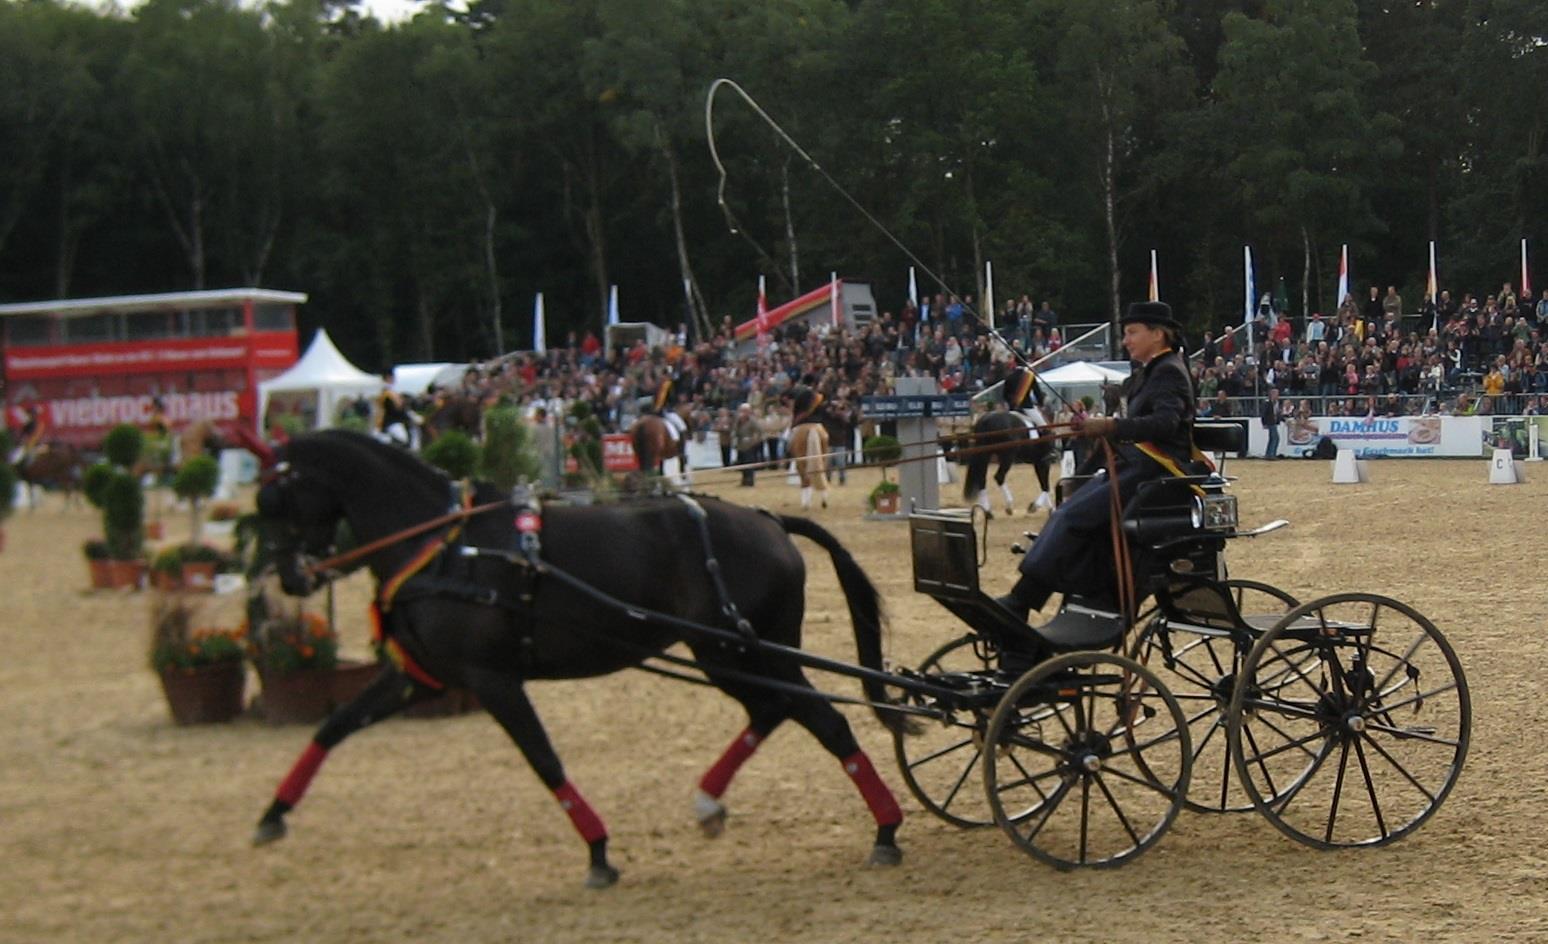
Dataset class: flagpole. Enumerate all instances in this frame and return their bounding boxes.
[984,260,995,327]
[1428,241,1439,334]
[1244,245,1255,354]
[533,292,546,354]
[1523,238,1533,301]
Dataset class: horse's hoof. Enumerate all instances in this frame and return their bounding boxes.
[867,844,904,868]
[697,807,727,838]
[252,818,287,846]
[585,864,621,889]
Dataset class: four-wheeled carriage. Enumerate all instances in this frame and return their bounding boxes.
[895,421,1471,866]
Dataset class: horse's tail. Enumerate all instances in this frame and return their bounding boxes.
[631,417,654,471]
[962,432,988,502]
[777,514,905,735]
[805,425,828,488]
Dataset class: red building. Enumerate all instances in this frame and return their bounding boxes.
[1,288,303,446]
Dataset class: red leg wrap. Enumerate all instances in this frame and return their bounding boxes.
[553,781,608,843]
[276,742,329,807]
[842,750,902,826]
[699,727,764,799]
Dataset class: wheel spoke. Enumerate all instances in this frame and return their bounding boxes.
[1261,640,1328,697]
[936,745,983,814]
[1078,777,1091,864]
[1005,749,1055,805]
[1101,763,1184,798]
[1238,697,1323,723]
[1362,721,1459,747]
[995,763,1066,796]
[1093,772,1142,846]
[1252,709,1327,760]
[1241,726,1333,766]
[1269,744,1331,816]
[1374,631,1431,694]
[1241,719,1281,800]
[1353,736,1388,840]
[1359,731,1438,803]
[906,736,977,770]
[1323,739,1352,844]
[1017,776,1074,844]
[1372,680,1458,716]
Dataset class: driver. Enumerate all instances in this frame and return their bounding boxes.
[995,301,1199,621]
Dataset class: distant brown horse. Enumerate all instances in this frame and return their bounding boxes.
[14,443,86,508]
[423,394,484,442]
[787,422,829,510]
[630,411,690,478]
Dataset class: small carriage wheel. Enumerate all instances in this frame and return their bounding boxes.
[1227,592,1471,850]
[891,634,1052,829]
[1127,579,1299,814]
[982,651,1191,870]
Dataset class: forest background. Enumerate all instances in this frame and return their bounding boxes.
[0,0,1543,369]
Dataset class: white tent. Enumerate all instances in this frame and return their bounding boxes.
[390,362,468,397]
[974,361,1132,407]
[258,329,385,430]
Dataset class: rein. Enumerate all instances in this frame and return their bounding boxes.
[304,499,509,578]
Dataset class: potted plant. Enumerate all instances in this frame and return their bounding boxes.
[205,500,242,537]
[178,543,224,592]
[81,424,148,589]
[172,454,220,543]
[149,595,247,724]
[150,545,184,591]
[863,434,904,515]
[0,453,14,553]
[247,593,376,724]
[480,405,542,491]
[868,479,902,515]
[423,429,481,493]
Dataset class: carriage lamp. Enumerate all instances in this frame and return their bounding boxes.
[1199,494,1238,531]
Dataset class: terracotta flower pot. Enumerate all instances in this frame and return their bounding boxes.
[872,492,901,515]
[180,562,217,592]
[88,559,113,589]
[102,559,146,590]
[258,660,379,725]
[145,521,164,540]
[151,570,182,592]
[159,662,246,725]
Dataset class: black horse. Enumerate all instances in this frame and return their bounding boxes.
[961,409,1057,516]
[250,430,905,888]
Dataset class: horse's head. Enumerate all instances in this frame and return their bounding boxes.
[255,462,342,597]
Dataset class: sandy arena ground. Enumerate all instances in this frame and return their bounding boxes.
[1,457,1541,943]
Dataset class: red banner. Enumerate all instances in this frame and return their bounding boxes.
[4,332,296,380]
[603,433,638,471]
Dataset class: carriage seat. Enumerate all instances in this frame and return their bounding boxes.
[1027,597,1126,653]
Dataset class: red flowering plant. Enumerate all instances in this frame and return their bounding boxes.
[149,595,246,673]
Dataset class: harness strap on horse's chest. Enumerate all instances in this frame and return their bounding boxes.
[369,602,446,690]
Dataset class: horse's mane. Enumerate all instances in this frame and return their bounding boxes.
[286,430,453,512]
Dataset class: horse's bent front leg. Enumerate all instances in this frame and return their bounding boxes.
[463,667,619,889]
[253,667,425,845]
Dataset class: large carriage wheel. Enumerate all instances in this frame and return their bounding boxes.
[1227,593,1470,849]
[1128,579,1300,813]
[982,651,1191,869]
[891,634,1058,828]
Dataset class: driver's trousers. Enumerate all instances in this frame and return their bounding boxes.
[1011,457,1167,609]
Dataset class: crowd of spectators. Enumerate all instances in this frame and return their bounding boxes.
[1194,282,1548,420]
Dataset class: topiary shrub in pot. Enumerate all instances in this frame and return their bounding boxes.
[172,454,220,543]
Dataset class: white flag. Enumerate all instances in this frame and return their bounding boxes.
[533,292,546,354]
[607,284,620,328]
[1336,244,1349,313]
[984,260,995,322]
[830,271,840,326]
[908,266,918,308]
[1244,246,1255,328]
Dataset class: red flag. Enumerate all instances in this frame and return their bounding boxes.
[756,275,769,349]
[1523,238,1532,300]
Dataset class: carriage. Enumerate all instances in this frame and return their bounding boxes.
[892,421,1471,867]
[250,427,1470,885]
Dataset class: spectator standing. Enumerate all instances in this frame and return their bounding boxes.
[734,404,762,486]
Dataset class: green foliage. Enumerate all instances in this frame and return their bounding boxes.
[149,595,245,673]
[0,1,1542,344]
[862,434,902,465]
[102,424,145,469]
[152,545,184,575]
[0,460,14,522]
[423,430,482,480]
[102,470,144,560]
[479,405,542,491]
[172,455,221,502]
[868,478,901,510]
[82,462,115,509]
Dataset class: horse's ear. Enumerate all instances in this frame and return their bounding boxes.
[232,425,276,468]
